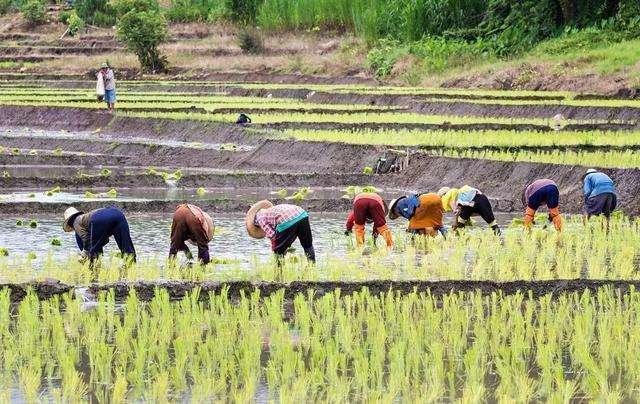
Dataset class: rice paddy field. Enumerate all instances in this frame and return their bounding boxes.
[1,78,640,401]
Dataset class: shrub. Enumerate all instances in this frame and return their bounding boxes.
[166,0,226,22]
[67,10,85,35]
[365,39,408,77]
[0,0,10,15]
[21,0,46,25]
[74,0,116,26]
[112,0,158,17]
[226,0,261,24]
[117,6,168,72]
[237,27,263,54]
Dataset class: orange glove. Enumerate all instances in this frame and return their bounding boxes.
[376,224,393,248]
[549,207,562,231]
[524,207,536,230]
[353,224,365,246]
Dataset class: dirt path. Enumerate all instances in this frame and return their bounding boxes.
[5,279,640,302]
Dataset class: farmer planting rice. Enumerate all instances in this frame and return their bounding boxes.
[522,179,563,231]
[388,192,445,237]
[345,192,393,248]
[246,200,316,263]
[99,62,116,112]
[63,206,136,262]
[583,168,617,220]
[169,204,214,265]
[438,186,501,235]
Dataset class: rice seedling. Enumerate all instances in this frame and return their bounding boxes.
[0,247,7,256]
[285,186,313,201]
[2,286,639,401]
[50,237,61,246]
[28,219,37,228]
[196,187,206,196]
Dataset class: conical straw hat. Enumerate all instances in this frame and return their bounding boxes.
[63,206,83,232]
[245,200,274,239]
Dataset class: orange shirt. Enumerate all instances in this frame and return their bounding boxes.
[408,193,443,230]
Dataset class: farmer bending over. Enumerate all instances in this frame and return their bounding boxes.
[246,200,315,263]
[388,192,445,237]
[63,206,136,262]
[169,204,214,265]
[583,168,617,220]
[99,62,116,112]
[438,186,501,236]
[345,192,393,248]
[522,179,562,231]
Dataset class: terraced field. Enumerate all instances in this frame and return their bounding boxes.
[1,78,640,401]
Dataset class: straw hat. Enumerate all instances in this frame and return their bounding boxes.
[387,197,404,220]
[586,168,598,175]
[63,207,83,232]
[245,200,273,239]
[437,187,451,197]
[100,62,109,69]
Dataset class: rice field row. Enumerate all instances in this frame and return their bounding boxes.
[2,286,640,401]
[3,82,640,107]
[1,216,637,284]
[279,128,640,148]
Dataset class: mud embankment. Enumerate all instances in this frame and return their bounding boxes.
[4,279,640,303]
[1,106,640,215]
[0,197,352,215]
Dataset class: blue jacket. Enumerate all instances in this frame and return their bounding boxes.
[583,172,616,199]
[395,195,420,219]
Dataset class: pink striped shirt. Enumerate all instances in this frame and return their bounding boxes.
[255,204,306,239]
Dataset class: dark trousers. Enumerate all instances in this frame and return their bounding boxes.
[88,207,136,260]
[272,217,315,262]
[585,192,617,218]
[458,194,500,235]
[528,184,560,210]
[459,194,496,224]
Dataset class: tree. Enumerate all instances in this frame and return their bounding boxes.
[116,7,168,72]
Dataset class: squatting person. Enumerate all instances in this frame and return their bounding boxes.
[345,192,393,248]
[99,62,116,112]
[388,192,445,237]
[169,203,214,265]
[522,179,562,231]
[63,206,136,262]
[246,200,316,263]
[583,168,617,220]
[438,186,501,235]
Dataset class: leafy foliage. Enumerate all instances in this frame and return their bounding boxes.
[66,10,85,35]
[116,0,168,72]
[21,0,46,25]
[74,0,116,26]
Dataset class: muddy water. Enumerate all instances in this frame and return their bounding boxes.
[0,213,521,266]
[0,214,355,263]
[0,127,254,151]
[0,186,398,203]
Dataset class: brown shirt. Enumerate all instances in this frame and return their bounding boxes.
[169,204,211,263]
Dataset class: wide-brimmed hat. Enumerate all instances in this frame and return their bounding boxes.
[387,197,405,220]
[63,206,83,232]
[437,187,451,197]
[100,62,109,69]
[245,200,273,239]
